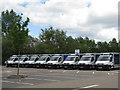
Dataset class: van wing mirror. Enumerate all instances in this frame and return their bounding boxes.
[75,59,77,62]
[110,57,112,62]
[35,58,39,62]
[14,58,18,61]
[46,57,50,62]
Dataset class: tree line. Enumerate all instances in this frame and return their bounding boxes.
[1,10,120,64]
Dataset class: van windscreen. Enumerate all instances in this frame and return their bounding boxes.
[97,56,110,61]
[51,57,58,61]
[80,56,91,61]
[65,57,75,61]
[8,57,15,61]
[39,56,46,61]
[30,57,36,61]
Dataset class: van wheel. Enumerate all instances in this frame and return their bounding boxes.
[108,66,111,71]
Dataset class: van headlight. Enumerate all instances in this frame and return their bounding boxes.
[43,62,47,64]
[96,63,102,65]
[31,62,35,64]
[104,62,113,65]
[55,62,59,65]
[79,63,85,65]
[48,63,52,65]
[64,63,69,65]
[70,63,76,65]
[85,63,92,65]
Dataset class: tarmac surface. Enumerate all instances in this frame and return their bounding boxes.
[1,66,119,89]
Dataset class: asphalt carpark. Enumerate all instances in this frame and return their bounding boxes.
[1,66,119,89]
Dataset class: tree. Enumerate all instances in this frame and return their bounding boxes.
[39,27,67,53]
[2,39,15,64]
[2,9,29,54]
[65,36,78,53]
[97,41,110,52]
[109,38,118,52]
[2,9,30,72]
[118,40,120,52]
[76,37,97,53]
[2,10,20,37]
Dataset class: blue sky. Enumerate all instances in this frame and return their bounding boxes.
[28,23,42,37]
[28,23,51,37]
[0,0,119,42]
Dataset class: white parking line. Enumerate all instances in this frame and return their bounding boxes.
[43,79,60,82]
[50,70,53,72]
[63,70,66,73]
[82,84,99,88]
[76,71,79,74]
[25,78,42,80]
[107,73,110,75]
[25,78,60,82]
[2,81,34,85]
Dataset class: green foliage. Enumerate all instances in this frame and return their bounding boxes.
[2,39,14,64]
[65,36,78,53]
[37,28,119,54]
[2,9,30,63]
[39,27,67,53]
[97,41,110,52]
[109,38,118,52]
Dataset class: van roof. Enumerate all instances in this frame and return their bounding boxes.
[68,56,78,57]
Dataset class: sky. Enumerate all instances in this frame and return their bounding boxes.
[0,0,119,42]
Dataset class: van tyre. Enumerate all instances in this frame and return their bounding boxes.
[108,66,111,71]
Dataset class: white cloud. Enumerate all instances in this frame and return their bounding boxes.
[0,0,119,42]
[97,28,118,41]
[89,0,118,16]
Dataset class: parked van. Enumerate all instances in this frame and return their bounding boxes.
[62,54,80,69]
[34,54,51,68]
[25,55,40,68]
[18,55,30,67]
[47,54,68,69]
[5,55,19,67]
[77,53,100,69]
[95,53,120,70]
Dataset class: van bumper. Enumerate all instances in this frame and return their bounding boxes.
[95,64,112,70]
[78,64,94,69]
[35,63,47,68]
[47,64,62,69]
[63,64,77,69]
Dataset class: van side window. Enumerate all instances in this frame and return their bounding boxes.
[24,58,27,61]
[14,58,18,61]
[35,57,39,61]
[58,57,62,62]
[91,57,94,62]
[110,57,112,62]
[37,57,39,60]
[75,57,78,62]
[46,57,50,62]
